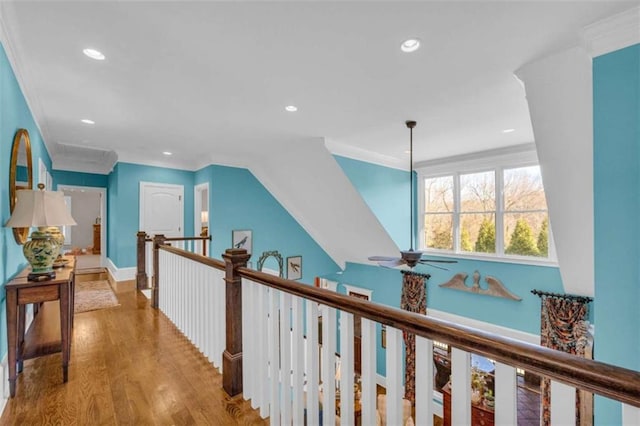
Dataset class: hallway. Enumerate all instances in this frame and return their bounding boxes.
[0,278,265,425]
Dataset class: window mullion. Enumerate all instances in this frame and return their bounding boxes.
[495,166,505,255]
[453,172,461,252]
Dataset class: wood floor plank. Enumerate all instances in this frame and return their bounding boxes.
[0,279,267,426]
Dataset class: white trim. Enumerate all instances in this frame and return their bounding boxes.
[342,284,372,300]
[420,250,558,268]
[583,6,640,58]
[0,353,7,414]
[194,182,209,236]
[427,308,540,345]
[325,139,406,170]
[415,143,537,176]
[57,185,107,263]
[106,257,136,282]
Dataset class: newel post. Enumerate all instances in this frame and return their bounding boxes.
[152,234,166,309]
[222,248,251,397]
[136,231,148,290]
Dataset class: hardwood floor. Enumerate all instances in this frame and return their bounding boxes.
[0,278,266,425]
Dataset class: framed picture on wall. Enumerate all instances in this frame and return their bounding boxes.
[287,255,302,280]
[232,229,252,254]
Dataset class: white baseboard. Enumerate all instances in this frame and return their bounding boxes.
[141,289,152,299]
[106,257,136,282]
[0,353,7,415]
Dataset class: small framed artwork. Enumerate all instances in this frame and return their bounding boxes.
[232,229,252,255]
[287,255,302,280]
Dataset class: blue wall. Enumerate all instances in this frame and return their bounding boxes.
[593,43,640,425]
[196,164,339,282]
[107,162,195,268]
[53,169,108,189]
[335,156,411,249]
[0,42,53,356]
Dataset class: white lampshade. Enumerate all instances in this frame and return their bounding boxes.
[5,188,76,228]
[201,210,209,225]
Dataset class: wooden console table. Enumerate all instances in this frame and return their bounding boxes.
[5,257,75,397]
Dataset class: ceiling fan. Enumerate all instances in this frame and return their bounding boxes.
[368,120,457,270]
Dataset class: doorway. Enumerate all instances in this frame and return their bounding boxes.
[57,185,106,268]
[194,183,209,237]
[139,182,184,238]
[343,285,373,375]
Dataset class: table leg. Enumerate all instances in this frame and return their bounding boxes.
[6,289,17,398]
[17,304,25,373]
[60,281,70,383]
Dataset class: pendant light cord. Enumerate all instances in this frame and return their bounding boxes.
[409,124,414,251]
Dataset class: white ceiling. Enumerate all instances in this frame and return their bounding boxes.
[0,1,635,172]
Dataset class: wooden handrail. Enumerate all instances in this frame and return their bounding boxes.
[156,244,640,408]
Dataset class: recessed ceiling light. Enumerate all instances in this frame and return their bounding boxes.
[502,128,516,133]
[401,38,421,53]
[404,150,411,154]
[285,105,298,112]
[83,48,105,61]
[162,151,172,156]
[81,119,95,125]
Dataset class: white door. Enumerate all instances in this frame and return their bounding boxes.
[140,182,184,238]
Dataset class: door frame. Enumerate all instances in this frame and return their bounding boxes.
[139,181,184,237]
[57,185,107,262]
[194,182,209,236]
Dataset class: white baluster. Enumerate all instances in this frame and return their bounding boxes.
[258,284,269,418]
[321,306,336,425]
[623,403,640,425]
[305,301,319,426]
[415,336,434,426]
[340,312,354,426]
[361,318,376,426]
[280,292,292,425]
[291,296,305,425]
[146,242,153,288]
[385,326,403,426]
[451,348,471,426]
[242,278,252,400]
[494,362,517,425]
[269,288,281,424]
[551,380,575,425]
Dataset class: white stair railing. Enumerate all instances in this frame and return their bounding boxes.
[154,245,640,426]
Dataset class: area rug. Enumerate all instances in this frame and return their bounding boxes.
[75,280,120,313]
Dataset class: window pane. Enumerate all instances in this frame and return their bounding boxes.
[424,213,453,250]
[424,176,453,213]
[460,213,496,253]
[460,171,495,213]
[504,212,549,257]
[504,166,547,211]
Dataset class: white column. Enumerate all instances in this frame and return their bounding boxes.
[451,348,471,426]
[515,46,594,296]
[415,336,434,426]
[494,362,517,425]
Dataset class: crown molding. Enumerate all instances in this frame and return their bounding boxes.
[583,6,640,58]
[325,139,407,170]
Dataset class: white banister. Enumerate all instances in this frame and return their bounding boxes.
[415,335,434,426]
[339,312,354,425]
[551,380,576,425]
[321,306,337,425]
[305,301,320,426]
[279,292,292,425]
[494,362,517,425]
[451,348,471,426]
[268,288,281,424]
[360,318,377,426]
[157,250,226,380]
[623,403,640,425]
[291,296,305,425]
[385,326,403,426]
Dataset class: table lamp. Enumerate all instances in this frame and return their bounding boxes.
[5,183,76,281]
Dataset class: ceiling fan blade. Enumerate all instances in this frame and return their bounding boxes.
[368,255,400,261]
[378,259,407,268]
[420,258,458,263]
[417,260,450,271]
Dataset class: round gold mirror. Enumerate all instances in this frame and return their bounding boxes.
[9,129,33,244]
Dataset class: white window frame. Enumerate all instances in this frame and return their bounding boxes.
[416,144,557,266]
